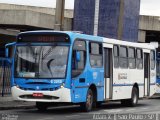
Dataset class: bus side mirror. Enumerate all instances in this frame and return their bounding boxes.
[5,48,9,58]
[76,51,81,62]
[5,42,16,58]
[5,48,12,64]
[5,42,16,64]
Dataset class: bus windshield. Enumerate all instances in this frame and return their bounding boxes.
[15,45,69,79]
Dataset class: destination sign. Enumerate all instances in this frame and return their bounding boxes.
[17,34,70,43]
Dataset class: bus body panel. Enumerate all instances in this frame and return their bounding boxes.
[11,86,71,102]
[9,31,156,105]
[112,68,131,100]
[70,34,104,103]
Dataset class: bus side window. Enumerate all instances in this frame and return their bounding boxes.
[113,45,119,68]
[72,40,86,78]
[151,50,155,70]
[119,46,128,68]
[89,42,103,68]
[136,49,143,69]
[128,47,136,69]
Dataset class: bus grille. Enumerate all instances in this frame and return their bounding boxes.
[19,95,59,100]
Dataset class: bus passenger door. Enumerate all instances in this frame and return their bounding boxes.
[144,53,150,96]
[104,48,113,100]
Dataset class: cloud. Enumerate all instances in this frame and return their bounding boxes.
[140,0,160,16]
[0,0,74,9]
[0,0,160,16]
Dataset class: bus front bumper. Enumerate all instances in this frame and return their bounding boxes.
[11,86,71,102]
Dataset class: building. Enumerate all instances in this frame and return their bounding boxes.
[138,15,160,43]
[0,3,73,57]
[73,0,140,42]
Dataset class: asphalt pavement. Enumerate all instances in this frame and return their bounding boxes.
[1,96,160,120]
[0,95,35,110]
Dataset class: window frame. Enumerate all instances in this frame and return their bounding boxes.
[71,39,87,78]
[136,48,143,69]
[89,42,103,68]
[113,45,119,68]
[119,45,128,68]
[151,50,155,70]
[128,47,136,69]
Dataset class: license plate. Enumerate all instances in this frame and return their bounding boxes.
[32,93,44,97]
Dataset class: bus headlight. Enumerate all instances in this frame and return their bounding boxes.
[16,85,20,88]
[60,83,65,88]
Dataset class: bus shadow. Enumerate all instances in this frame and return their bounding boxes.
[96,101,149,110]
[149,96,160,99]
[21,105,84,115]
[20,101,149,115]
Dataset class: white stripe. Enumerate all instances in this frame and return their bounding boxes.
[66,115,80,118]
[38,117,54,120]
[125,109,136,112]
[104,109,122,113]
[93,0,100,36]
[141,107,148,110]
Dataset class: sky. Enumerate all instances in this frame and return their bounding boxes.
[140,0,160,16]
[0,0,159,16]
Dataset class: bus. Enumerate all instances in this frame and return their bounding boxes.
[149,42,160,93]
[7,31,156,112]
[156,52,160,93]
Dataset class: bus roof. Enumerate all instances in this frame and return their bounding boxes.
[17,31,155,50]
[103,38,155,50]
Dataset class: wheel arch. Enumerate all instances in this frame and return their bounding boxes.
[89,84,97,101]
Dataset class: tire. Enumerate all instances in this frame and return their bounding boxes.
[129,87,139,106]
[121,87,139,107]
[80,89,94,112]
[36,102,48,111]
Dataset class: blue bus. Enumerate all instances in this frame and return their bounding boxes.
[7,31,156,111]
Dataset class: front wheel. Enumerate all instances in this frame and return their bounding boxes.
[80,89,94,112]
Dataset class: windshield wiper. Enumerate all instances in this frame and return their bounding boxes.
[47,59,55,77]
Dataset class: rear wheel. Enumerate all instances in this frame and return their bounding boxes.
[36,102,48,111]
[121,87,138,107]
[80,89,94,112]
[130,87,139,106]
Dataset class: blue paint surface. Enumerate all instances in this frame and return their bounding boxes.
[74,0,140,42]
[122,0,140,42]
[98,0,120,39]
[73,0,95,35]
